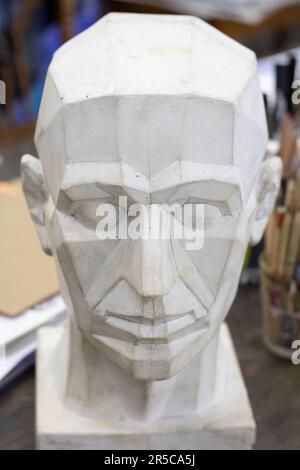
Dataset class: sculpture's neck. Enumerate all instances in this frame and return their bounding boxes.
[62,319,221,422]
[102,331,221,422]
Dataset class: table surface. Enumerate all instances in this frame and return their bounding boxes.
[0,285,299,450]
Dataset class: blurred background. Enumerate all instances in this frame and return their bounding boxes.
[1,0,300,450]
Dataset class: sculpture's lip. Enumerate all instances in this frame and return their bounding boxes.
[105,309,203,325]
[91,310,209,342]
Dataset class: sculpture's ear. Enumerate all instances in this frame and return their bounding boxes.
[21,154,52,255]
[250,156,282,245]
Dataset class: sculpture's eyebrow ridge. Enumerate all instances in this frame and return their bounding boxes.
[56,161,243,209]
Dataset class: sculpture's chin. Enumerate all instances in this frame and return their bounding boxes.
[89,323,209,381]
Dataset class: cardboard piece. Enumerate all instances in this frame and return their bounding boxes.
[0,178,59,316]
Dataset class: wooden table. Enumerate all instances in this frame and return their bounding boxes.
[0,285,299,450]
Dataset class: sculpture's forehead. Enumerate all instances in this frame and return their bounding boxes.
[39,95,235,173]
[36,89,267,202]
[35,13,268,202]
[44,13,256,104]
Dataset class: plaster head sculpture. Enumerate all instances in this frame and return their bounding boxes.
[21,14,281,394]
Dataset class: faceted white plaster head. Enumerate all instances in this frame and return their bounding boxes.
[21,13,281,381]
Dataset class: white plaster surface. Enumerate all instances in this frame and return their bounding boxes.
[36,323,255,450]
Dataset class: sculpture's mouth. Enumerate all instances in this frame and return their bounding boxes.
[91,309,209,343]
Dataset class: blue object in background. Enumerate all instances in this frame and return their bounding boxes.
[28,0,104,118]
[11,98,27,125]
[1,0,104,123]
[0,0,20,30]
[75,0,103,34]
[29,23,63,116]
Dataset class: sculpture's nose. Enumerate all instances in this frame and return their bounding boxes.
[124,237,178,298]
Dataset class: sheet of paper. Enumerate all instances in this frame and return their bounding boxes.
[0,300,66,382]
[0,295,66,345]
[0,334,36,382]
[258,46,300,107]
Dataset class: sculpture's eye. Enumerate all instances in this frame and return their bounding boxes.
[73,201,126,230]
[202,203,223,229]
[182,203,223,230]
[73,201,103,229]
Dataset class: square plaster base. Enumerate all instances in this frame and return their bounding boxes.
[36,323,256,450]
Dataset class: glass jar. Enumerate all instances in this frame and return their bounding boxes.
[259,253,300,359]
